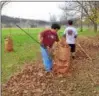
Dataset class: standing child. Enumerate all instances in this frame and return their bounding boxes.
[38,23,60,72]
[63,20,78,59]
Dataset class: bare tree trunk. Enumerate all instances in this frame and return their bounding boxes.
[80,1,83,32]
[93,1,98,32]
[93,23,97,33]
[80,13,83,32]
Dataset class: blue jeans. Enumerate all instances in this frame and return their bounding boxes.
[40,46,53,72]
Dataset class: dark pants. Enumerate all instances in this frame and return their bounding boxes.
[68,44,76,52]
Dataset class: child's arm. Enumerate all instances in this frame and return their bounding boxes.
[38,30,45,44]
[38,31,47,48]
[38,32,43,44]
[63,28,67,38]
[74,28,78,38]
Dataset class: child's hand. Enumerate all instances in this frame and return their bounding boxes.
[40,44,46,49]
[47,47,53,56]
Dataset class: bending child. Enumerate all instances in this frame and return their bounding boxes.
[39,23,61,72]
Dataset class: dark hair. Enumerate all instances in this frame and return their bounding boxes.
[51,23,60,30]
[68,20,73,25]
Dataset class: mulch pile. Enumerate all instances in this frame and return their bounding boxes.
[2,36,99,96]
[76,36,99,59]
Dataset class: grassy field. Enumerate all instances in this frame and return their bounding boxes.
[1,27,98,83]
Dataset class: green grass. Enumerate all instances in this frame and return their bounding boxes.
[78,28,99,37]
[2,28,44,83]
[1,27,98,84]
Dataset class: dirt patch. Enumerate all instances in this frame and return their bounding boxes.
[2,36,99,96]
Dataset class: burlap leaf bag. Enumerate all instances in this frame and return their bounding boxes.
[5,35,13,52]
[53,38,71,74]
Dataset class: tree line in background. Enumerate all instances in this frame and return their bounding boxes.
[1,15,51,28]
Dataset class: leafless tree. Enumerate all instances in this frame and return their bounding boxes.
[77,1,99,32]
[59,1,83,29]
[60,2,81,19]
[59,1,99,32]
[49,13,57,23]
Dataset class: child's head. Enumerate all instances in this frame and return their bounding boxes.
[68,20,73,25]
[51,23,60,32]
